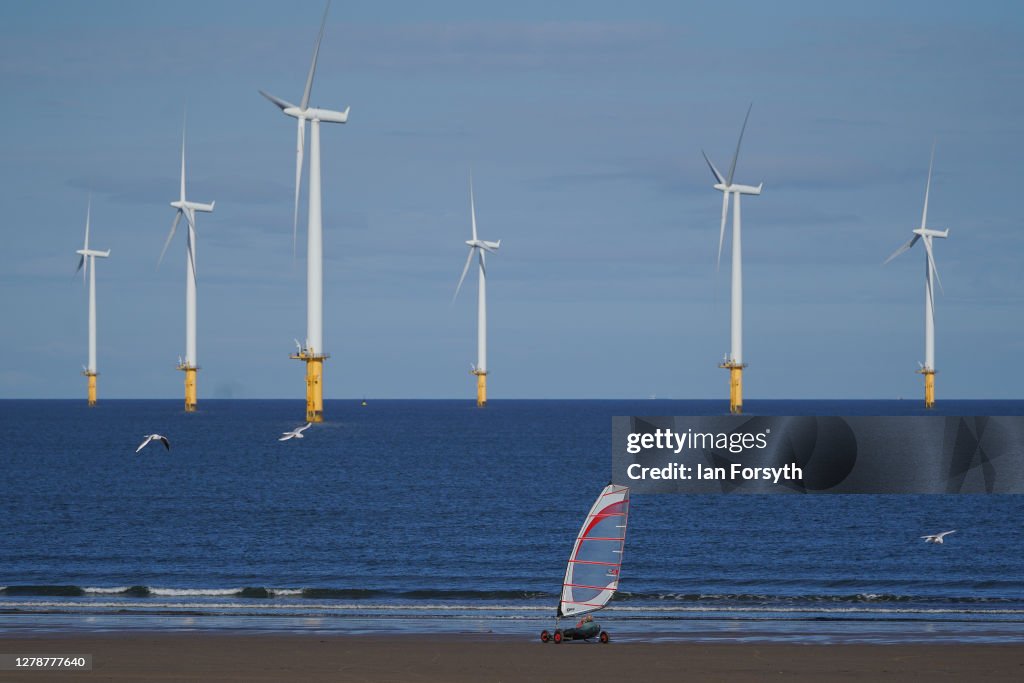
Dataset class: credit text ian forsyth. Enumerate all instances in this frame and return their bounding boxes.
[625,428,803,484]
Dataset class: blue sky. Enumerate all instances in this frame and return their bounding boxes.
[1,0,1022,399]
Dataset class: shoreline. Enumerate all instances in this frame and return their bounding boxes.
[4,611,1024,645]
[0,634,1022,681]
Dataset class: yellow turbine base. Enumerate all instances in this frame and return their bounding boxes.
[475,371,487,408]
[920,369,936,409]
[730,367,743,414]
[184,368,197,413]
[291,350,327,423]
[306,357,324,423]
[86,373,97,407]
[719,362,745,414]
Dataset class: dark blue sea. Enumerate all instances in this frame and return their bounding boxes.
[2,399,1023,643]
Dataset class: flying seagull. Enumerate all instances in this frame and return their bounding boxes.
[921,530,956,544]
[136,434,171,453]
[279,423,313,441]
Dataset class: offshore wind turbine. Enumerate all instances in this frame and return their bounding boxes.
[159,119,215,413]
[260,0,349,423]
[75,196,110,407]
[884,143,950,408]
[453,175,501,407]
[701,104,763,414]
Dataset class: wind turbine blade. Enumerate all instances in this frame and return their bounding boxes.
[158,210,182,268]
[469,173,478,241]
[259,90,296,111]
[701,150,725,184]
[183,209,198,282]
[479,247,486,277]
[183,206,196,232]
[180,118,187,202]
[187,224,197,286]
[726,102,753,186]
[80,195,91,284]
[293,117,306,258]
[717,190,729,271]
[883,234,919,265]
[921,140,935,229]
[927,264,936,321]
[923,235,943,295]
[453,248,474,302]
[301,1,331,111]
[84,194,91,251]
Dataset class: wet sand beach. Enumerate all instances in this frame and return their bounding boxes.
[1,634,1022,682]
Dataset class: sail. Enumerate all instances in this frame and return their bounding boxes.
[558,484,630,618]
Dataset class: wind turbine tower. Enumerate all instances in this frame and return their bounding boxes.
[260,1,349,422]
[75,196,110,406]
[159,120,215,412]
[454,175,501,407]
[701,104,763,414]
[883,143,950,408]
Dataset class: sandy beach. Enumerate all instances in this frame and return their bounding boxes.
[0,634,1022,682]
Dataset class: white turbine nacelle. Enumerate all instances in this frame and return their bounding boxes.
[466,239,500,252]
[77,248,110,258]
[170,200,215,213]
[713,182,763,196]
[283,105,350,124]
[260,92,350,125]
[914,227,949,239]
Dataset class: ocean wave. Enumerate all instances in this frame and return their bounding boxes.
[619,592,1018,605]
[821,578,1024,590]
[2,585,87,597]
[1,600,1022,618]
[148,588,247,597]
[0,586,552,600]
[0,585,1019,606]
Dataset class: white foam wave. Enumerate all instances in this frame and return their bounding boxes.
[148,588,242,597]
[83,587,131,594]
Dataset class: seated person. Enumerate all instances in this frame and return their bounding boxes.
[563,614,601,639]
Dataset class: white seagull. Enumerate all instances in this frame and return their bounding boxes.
[279,423,313,441]
[921,530,956,544]
[136,434,170,453]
